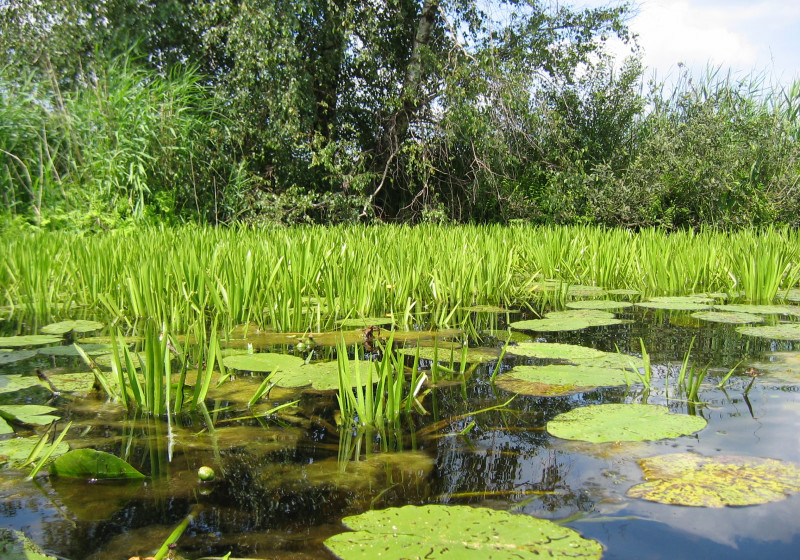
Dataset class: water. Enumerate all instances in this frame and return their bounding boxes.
[2,307,800,559]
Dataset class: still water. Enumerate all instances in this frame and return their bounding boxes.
[1,306,799,559]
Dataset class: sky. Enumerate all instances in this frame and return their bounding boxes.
[577,0,800,89]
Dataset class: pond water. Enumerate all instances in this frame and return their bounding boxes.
[1,305,800,559]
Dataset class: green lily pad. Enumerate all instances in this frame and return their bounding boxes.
[40,320,104,334]
[396,346,498,364]
[546,404,707,443]
[93,352,142,369]
[545,309,617,320]
[626,453,800,507]
[714,304,800,316]
[636,300,713,311]
[462,305,514,313]
[274,359,379,390]
[567,285,607,297]
[566,300,633,311]
[0,349,37,365]
[607,289,641,296]
[691,311,764,324]
[46,372,97,393]
[0,374,43,395]
[737,324,800,341]
[0,529,59,560]
[570,353,646,370]
[777,288,800,302]
[38,343,112,357]
[221,352,305,373]
[0,435,70,465]
[0,404,60,426]
[648,296,714,304]
[336,317,394,328]
[507,342,606,360]
[324,504,602,560]
[0,335,62,347]
[496,364,629,396]
[510,310,623,332]
[49,449,146,479]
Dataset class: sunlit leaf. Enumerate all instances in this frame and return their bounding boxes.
[0,349,37,365]
[49,449,146,479]
[496,364,629,396]
[40,320,104,334]
[0,335,62,347]
[737,324,800,341]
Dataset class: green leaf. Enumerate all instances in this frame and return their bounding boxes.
[397,346,498,363]
[324,505,602,560]
[0,528,59,560]
[38,343,111,356]
[496,364,629,396]
[49,449,146,479]
[336,317,394,328]
[627,453,800,507]
[691,311,764,324]
[737,324,800,341]
[714,304,800,316]
[636,300,713,311]
[0,374,43,395]
[566,300,633,310]
[510,310,623,332]
[567,285,607,297]
[0,404,60,425]
[0,436,69,466]
[506,342,606,360]
[0,335,62,347]
[221,352,305,373]
[40,320,105,334]
[0,349,37,365]
[547,404,707,443]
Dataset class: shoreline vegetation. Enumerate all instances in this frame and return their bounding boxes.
[1,2,798,231]
[1,225,798,331]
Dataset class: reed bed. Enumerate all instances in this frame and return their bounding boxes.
[1,225,798,330]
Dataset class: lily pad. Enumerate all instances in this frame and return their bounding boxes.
[45,372,97,393]
[647,295,714,304]
[496,364,629,396]
[737,324,800,341]
[566,300,633,311]
[626,453,800,507]
[0,335,62,348]
[777,288,800,302]
[0,404,60,426]
[0,529,59,560]
[336,317,394,328]
[507,342,606,361]
[636,299,713,311]
[691,311,764,324]
[40,320,104,334]
[49,449,146,479]
[462,305,514,313]
[324,504,602,560]
[567,285,607,297]
[0,436,70,465]
[546,404,707,443]
[714,304,800,316]
[397,346,498,364]
[221,352,305,373]
[510,310,623,332]
[607,289,640,296]
[0,374,44,395]
[0,349,37,365]
[38,343,112,357]
[275,359,379,390]
[545,309,617,320]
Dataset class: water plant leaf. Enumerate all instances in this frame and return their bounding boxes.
[691,311,764,324]
[777,288,800,302]
[0,436,70,465]
[570,353,645,370]
[0,405,60,426]
[626,453,800,507]
[49,449,146,479]
[462,305,514,313]
[397,346,498,363]
[336,317,394,328]
[45,372,97,393]
[40,320,104,334]
[0,528,59,560]
[0,374,43,395]
[37,343,112,357]
[714,304,800,316]
[506,342,606,360]
[636,299,713,311]
[567,285,607,297]
[647,296,714,304]
[0,335,63,347]
[545,309,616,320]
[324,504,602,560]
[510,310,623,332]
[221,352,305,373]
[496,364,629,396]
[737,324,800,341]
[278,359,378,390]
[607,289,640,296]
[546,404,707,443]
[566,300,633,310]
[0,349,37,365]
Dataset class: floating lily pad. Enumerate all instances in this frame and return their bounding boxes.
[546,404,707,443]
[0,435,70,465]
[336,317,394,328]
[221,352,305,373]
[626,453,800,507]
[737,324,800,341]
[462,305,514,313]
[511,310,623,332]
[0,335,62,347]
[648,295,714,304]
[0,374,44,395]
[496,364,629,396]
[324,504,602,560]
[507,342,606,361]
[0,528,60,560]
[570,353,645,370]
[777,288,800,302]
[607,289,640,296]
[636,299,713,311]
[49,449,146,479]
[546,309,617,320]
[40,320,104,334]
[714,304,800,316]
[567,285,607,297]
[397,346,498,364]
[0,404,60,426]
[38,343,112,357]
[93,352,142,369]
[566,300,633,311]
[691,311,764,324]
[0,349,37,365]
[275,359,379,390]
[46,372,97,393]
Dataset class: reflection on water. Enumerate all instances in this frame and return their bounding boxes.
[1,308,799,559]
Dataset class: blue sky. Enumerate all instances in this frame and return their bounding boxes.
[578,0,800,88]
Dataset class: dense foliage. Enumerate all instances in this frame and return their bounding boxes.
[1,1,798,229]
